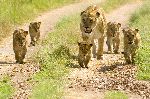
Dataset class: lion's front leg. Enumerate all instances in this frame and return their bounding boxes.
[92,40,96,58]
[124,51,131,64]
[106,37,113,54]
[97,36,104,60]
[114,37,120,54]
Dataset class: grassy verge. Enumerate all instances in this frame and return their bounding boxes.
[0,76,14,99]
[30,0,140,98]
[0,0,80,42]
[129,0,150,80]
[101,0,139,13]
[29,15,80,99]
[104,91,128,99]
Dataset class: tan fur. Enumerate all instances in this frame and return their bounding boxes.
[106,22,121,53]
[122,27,141,64]
[29,22,41,46]
[78,41,93,68]
[13,29,28,64]
[80,5,107,59]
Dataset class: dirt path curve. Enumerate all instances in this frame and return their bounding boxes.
[64,2,150,99]
[0,0,104,98]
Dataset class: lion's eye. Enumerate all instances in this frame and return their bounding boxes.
[90,19,93,23]
[82,19,86,22]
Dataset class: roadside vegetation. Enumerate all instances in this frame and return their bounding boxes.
[129,0,150,80]
[101,0,139,12]
[0,0,80,42]
[30,0,139,98]
[30,15,80,99]
[104,91,128,99]
[0,76,13,99]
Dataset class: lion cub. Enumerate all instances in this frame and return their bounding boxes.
[29,22,41,46]
[13,29,28,64]
[106,22,121,54]
[122,28,141,64]
[78,41,93,68]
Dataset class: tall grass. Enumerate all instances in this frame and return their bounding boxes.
[0,0,79,42]
[101,0,139,12]
[129,0,150,80]
[0,76,14,99]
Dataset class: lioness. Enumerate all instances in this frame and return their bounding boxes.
[78,41,93,68]
[29,22,41,46]
[80,5,107,59]
[106,22,121,54]
[122,27,141,64]
[13,29,28,64]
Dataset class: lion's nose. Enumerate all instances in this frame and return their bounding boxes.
[85,27,89,29]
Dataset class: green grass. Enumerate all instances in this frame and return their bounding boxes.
[101,0,139,13]
[0,0,80,42]
[30,0,141,98]
[0,76,14,99]
[129,0,150,80]
[29,15,80,99]
[104,91,128,99]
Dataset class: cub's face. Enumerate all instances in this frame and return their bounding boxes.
[123,28,139,44]
[78,42,93,56]
[107,22,121,37]
[30,22,41,29]
[80,11,100,34]
[14,29,28,46]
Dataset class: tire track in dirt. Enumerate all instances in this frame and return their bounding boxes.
[0,0,104,98]
[64,2,150,99]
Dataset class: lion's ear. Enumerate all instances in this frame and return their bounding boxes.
[38,22,41,25]
[122,29,125,33]
[135,28,139,32]
[96,12,100,18]
[107,22,111,26]
[78,42,81,46]
[117,23,121,27]
[80,11,85,16]
[24,31,28,36]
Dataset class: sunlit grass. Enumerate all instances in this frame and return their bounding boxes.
[104,91,128,99]
[129,0,150,80]
[0,76,14,99]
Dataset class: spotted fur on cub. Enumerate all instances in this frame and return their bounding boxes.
[29,22,41,46]
[106,22,121,54]
[13,29,28,64]
[78,41,93,68]
[122,27,141,64]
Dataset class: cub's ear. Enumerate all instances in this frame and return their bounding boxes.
[38,22,41,25]
[107,22,111,26]
[117,23,121,27]
[90,44,93,47]
[135,28,139,32]
[96,12,100,18]
[80,11,85,16]
[24,31,28,36]
[78,42,81,46]
[122,29,125,33]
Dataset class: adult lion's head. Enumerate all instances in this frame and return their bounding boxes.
[80,5,100,34]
